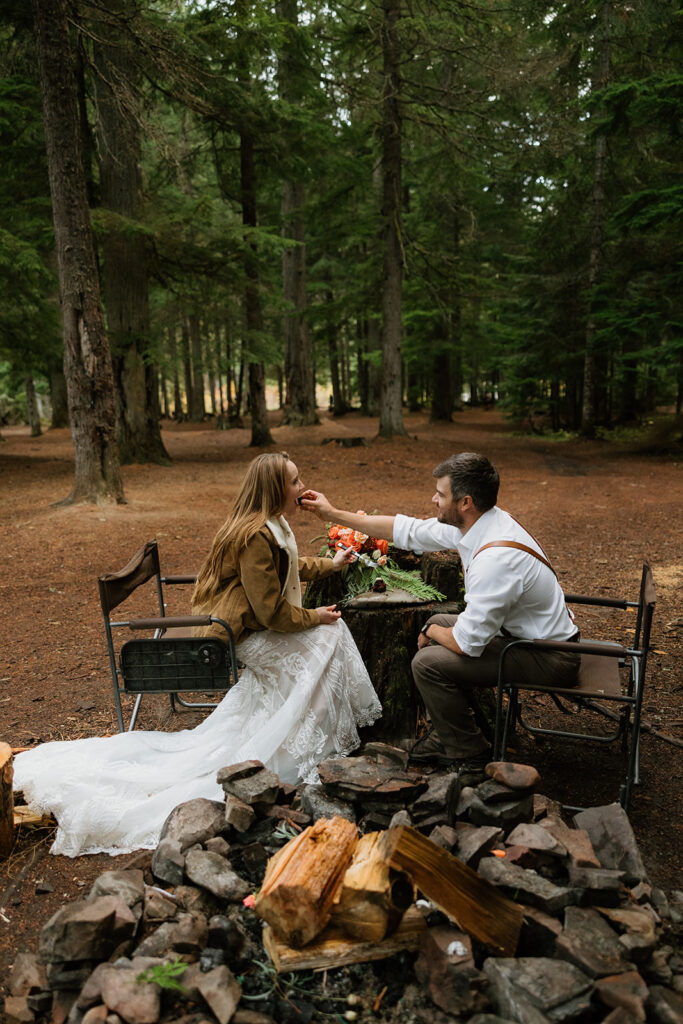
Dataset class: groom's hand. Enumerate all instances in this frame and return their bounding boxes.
[300,489,334,520]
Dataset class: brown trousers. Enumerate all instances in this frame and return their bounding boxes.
[411,614,580,759]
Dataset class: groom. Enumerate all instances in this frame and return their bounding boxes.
[301,451,579,780]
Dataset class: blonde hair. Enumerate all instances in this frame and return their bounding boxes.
[193,452,290,608]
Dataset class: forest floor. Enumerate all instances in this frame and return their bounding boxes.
[1,406,682,992]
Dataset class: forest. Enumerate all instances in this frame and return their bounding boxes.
[0,0,681,502]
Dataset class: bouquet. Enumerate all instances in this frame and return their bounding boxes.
[319,512,446,606]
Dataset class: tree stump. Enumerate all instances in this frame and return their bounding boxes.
[304,549,464,742]
[0,742,14,859]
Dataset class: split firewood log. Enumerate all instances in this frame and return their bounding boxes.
[379,824,524,956]
[0,743,14,859]
[255,816,358,948]
[331,831,414,941]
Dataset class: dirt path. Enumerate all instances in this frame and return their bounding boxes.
[1,408,682,983]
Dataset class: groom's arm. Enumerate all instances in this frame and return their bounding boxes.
[300,490,395,541]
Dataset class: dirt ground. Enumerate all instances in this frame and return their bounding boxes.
[1,407,682,992]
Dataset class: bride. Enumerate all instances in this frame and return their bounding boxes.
[13,452,381,857]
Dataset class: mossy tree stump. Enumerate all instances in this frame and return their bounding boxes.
[304,550,465,742]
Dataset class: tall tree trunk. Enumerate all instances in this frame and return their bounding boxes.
[49,367,69,428]
[240,125,274,446]
[25,376,42,437]
[94,0,169,465]
[378,0,407,438]
[182,319,193,420]
[32,0,123,504]
[327,292,348,416]
[188,314,206,420]
[169,326,182,419]
[430,348,452,421]
[581,3,611,438]
[278,0,318,427]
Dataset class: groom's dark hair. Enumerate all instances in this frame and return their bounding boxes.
[433,452,499,511]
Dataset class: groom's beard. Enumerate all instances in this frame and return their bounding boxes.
[438,506,464,529]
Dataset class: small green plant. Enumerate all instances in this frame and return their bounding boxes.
[136,958,189,994]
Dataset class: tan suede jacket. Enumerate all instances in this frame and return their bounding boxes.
[192,526,337,646]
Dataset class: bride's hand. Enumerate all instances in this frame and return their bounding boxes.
[316,604,341,624]
[299,489,334,520]
[332,546,355,571]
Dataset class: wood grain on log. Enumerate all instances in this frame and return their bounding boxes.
[332,831,414,941]
[379,825,524,956]
[0,742,14,859]
[263,905,427,972]
[255,816,358,948]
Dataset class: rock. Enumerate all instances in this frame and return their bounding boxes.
[99,966,160,1024]
[454,825,504,868]
[205,836,232,857]
[173,884,221,918]
[8,952,47,996]
[150,838,185,887]
[506,823,567,857]
[159,798,227,851]
[645,985,683,1023]
[231,842,269,884]
[264,804,311,828]
[208,913,249,958]
[595,971,648,1021]
[194,965,242,1024]
[39,898,137,964]
[360,742,410,769]
[388,808,412,828]
[467,792,535,830]
[47,959,97,990]
[216,760,264,785]
[485,763,541,790]
[4,995,34,1023]
[51,989,77,1024]
[555,907,632,978]
[503,846,544,871]
[81,1007,109,1024]
[299,784,356,822]
[539,816,599,868]
[224,794,257,833]
[568,864,626,906]
[478,857,572,914]
[477,779,530,804]
[642,948,674,986]
[409,773,461,824]
[87,872,145,921]
[184,849,250,902]
[317,756,428,805]
[171,911,209,954]
[220,768,280,807]
[428,825,459,851]
[233,1011,278,1024]
[602,1009,643,1023]
[597,906,658,962]
[455,785,478,817]
[142,887,178,923]
[77,963,119,1011]
[484,956,593,1023]
[131,923,176,958]
[573,804,648,886]
[533,794,563,820]
[414,926,488,1017]
[517,906,563,957]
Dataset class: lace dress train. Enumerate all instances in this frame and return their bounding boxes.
[13,620,381,857]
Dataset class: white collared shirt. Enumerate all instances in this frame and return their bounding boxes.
[393,507,575,656]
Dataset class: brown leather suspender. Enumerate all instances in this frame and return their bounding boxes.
[471,540,557,577]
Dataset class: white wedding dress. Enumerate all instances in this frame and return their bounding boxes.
[14,621,381,858]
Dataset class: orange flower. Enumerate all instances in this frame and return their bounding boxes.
[328,525,341,540]
[376,539,389,555]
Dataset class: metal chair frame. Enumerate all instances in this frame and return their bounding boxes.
[492,562,656,812]
[98,539,238,732]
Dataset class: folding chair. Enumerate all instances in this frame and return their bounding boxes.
[493,562,656,812]
[98,540,238,732]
